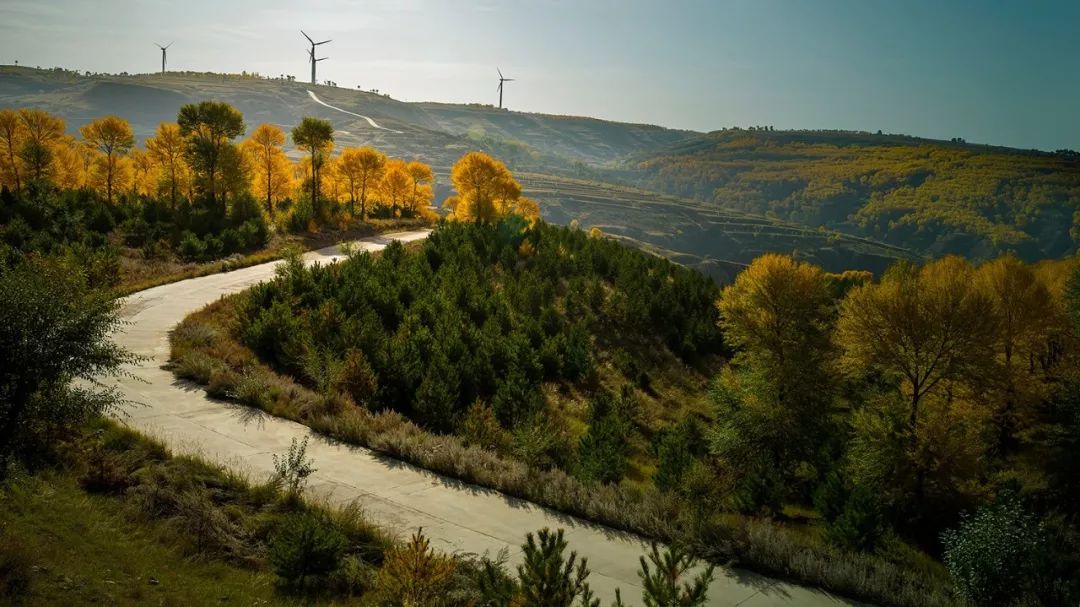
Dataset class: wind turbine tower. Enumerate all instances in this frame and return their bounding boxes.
[302,31,331,85]
[154,42,173,74]
[497,68,514,109]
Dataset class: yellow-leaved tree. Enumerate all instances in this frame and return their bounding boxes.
[338,147,385,220]
[0,109,25,191]
[379,159,412,218]
[975,255,1058,451]
[712,253,835,510]
[445,151,523,224]
[129,149,157,198]
[18,109,66,182]
[837,256,999,511]
[52,136,85,191]
[243,123,291,218]
[405,160,434,215]
[145,122,188,209]
[80,115,135,204]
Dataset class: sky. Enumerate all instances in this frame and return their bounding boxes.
[0,0,1077,151]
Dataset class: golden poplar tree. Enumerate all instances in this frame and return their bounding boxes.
[380,159,411,218]
[52,136,85,190]
[337,146,386,220]
[80,115,135,203]
[406,160,434,215]
[146,122,188,208]
[447,151,522,223]
[129,149,157,197]
[975,255,1057,449]
[0,109,25,192]
[243,123,289,218]
[18,109,65,182]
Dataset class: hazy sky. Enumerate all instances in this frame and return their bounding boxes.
[1,0,1077,151]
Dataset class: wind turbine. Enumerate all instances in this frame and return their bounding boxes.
[154,42,173,75]
[302,31,331,85]
[497,67,514,109]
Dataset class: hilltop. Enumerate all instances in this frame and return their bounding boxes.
[625,129,1080,261]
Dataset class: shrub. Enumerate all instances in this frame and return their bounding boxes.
[272,436,316,500]
[327,554,374,596]
[177,230,206,260]
[826,485,886,553]
[518,528,596,607]
[375,530,457,606]
[79,446,134,493]
[220,228,243,255]
[269,512,347,587]
[638,543,714,607]
[653,419,705,494]
[941,494,1049,606]
[577,412,630,485]
[460,400,509,453]
[341,349,378,408]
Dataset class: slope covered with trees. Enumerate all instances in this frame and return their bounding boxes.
[236,151,723,481]
[629,129,1080,261]
[0,103,434,289]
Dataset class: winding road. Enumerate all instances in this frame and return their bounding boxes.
[307,90,403,133]
[111,230,852,607]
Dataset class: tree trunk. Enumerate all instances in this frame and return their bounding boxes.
[266,154,273,219]
[106,154,114,204]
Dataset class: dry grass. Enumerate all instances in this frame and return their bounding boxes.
[168,299,958,607]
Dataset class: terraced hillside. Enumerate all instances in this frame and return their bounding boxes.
[626,129,1080,262]
[519,173,913,281]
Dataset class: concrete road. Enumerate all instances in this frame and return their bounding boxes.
[110,230,854,607]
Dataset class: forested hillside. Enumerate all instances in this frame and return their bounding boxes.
[629,129,1080,261]
[172,148,1080,606]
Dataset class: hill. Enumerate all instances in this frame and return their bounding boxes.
[0,66,914,275]
[625,129,1080,261]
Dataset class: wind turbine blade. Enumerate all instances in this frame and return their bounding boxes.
[316,39,332,45]
[165,41,174,49]
[497,67,503,79]
[505,78,515,82]
[301,30,314,44]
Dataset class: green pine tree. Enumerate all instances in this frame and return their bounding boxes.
[638,543,714,607]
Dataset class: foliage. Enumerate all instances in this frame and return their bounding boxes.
[637,543,714,607]
[374,529,457,606]
[239,220,721,440]
[268,511,348,587]
[271,436,316,499]
[0,257,135,469]
[941,495,1050,606]
[177,100,246,209]
[577,390,632,484]
[518,528,598,607]
[712,254,835,504]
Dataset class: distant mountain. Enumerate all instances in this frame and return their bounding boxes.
[625,129,1080,261]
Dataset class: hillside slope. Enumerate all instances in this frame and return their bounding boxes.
[0,67,918,273]
[627,129,1080,261]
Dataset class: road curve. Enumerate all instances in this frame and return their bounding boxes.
[110,230,852,607]
[306,89,403,133]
